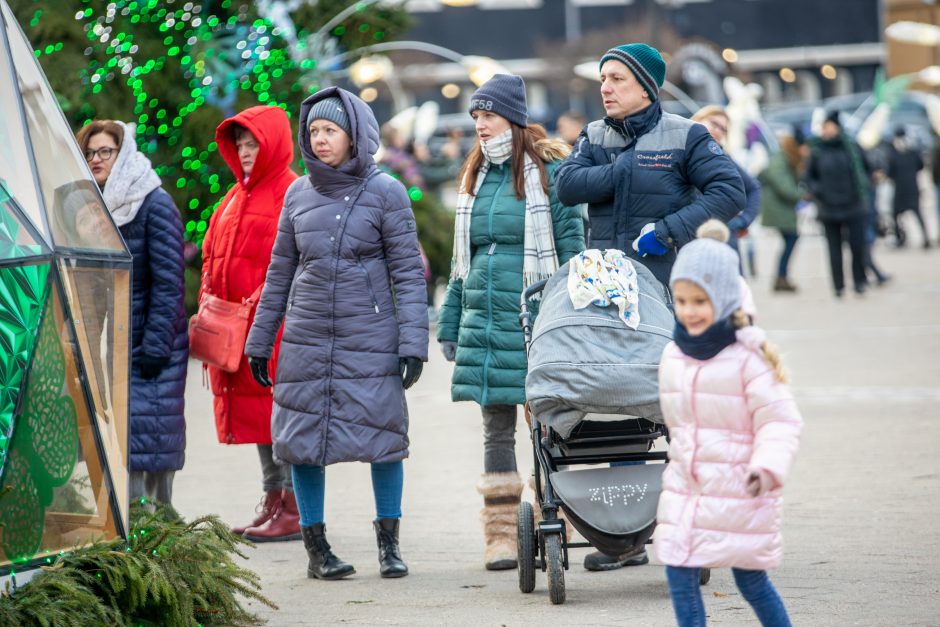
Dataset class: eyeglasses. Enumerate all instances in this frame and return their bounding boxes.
[84,147,116,162]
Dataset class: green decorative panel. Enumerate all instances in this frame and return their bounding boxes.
[0,263,48,472]
[0,183,46,261]
[0,295,81,563]
[0,446,43,563]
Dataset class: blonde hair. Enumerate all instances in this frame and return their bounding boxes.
[695,219,729,243]
[691,104,728,123]
[730,309,789,383]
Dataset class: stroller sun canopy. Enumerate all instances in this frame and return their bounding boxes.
[525,258,673,439]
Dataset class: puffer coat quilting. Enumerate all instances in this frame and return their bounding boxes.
[245,87,428,467]
[122,187,188,472]
[436,150,584,407]
[654,327,802,571]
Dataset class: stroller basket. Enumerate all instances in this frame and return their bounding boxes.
[552,418,667,463]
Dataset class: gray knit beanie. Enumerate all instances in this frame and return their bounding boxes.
[306,96,351,137]
[669,238,742,321]
[468,73,528,128]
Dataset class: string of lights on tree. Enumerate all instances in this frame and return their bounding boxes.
[22,0,407,246]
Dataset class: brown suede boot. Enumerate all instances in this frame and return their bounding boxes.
[231,490,280,536]
[477,472,523,571]
[244,490,302,542]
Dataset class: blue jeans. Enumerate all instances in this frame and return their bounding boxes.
[291,461,404,526]
[666,565,792,627]
[776,231,798,280]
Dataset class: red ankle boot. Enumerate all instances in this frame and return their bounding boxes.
[232,491,281,535]
[244,490,302,542]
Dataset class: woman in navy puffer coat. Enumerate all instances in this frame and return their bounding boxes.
[76,120,188,506]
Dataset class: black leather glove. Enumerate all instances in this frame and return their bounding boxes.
[248,356,272,388]
[439,340,457,362]
[138,354,169,380]
[399,356,423,390]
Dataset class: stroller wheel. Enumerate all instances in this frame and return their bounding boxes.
[544,533,566,605]
[517,501,536,593]
[700,568,711,585]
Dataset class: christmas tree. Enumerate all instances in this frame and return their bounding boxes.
[9,0,414,310]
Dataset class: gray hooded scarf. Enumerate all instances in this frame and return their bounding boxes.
[245,87,429,466]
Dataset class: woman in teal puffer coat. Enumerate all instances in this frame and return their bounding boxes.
[436,74,584,571]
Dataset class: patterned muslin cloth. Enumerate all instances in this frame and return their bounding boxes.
[567,249,640,330]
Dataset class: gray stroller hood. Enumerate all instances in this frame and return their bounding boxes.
[525,259,673,439]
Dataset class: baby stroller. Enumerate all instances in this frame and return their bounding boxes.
[517,258,709,604]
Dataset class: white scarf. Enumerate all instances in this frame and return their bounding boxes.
[101,121,162,226]
[450,129,558,293]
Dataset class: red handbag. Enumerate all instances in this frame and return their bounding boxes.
[189,283,263,373]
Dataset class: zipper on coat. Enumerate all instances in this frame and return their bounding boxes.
[357,258,380,313]
[480,168,506,406]
[689,365,702,484]
[287,282,297,311]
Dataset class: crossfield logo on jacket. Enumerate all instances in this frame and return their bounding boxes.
[636,151,674,170]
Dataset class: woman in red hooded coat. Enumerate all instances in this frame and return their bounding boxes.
[201,105,298,540]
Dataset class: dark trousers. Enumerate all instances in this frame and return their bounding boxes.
[776,231,799,280]
[822,217,867,292]
[258,444,293,492]
[482,404,517,473]
[893,206,929,246]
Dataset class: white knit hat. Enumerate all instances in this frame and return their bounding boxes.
[669,238,742,321]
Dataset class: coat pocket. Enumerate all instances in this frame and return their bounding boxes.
[357,259,380,313]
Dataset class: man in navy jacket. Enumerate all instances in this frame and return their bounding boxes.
[556,43,745,287]
[555,43,745,572]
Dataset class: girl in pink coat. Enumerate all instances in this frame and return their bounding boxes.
[654,221,802,626]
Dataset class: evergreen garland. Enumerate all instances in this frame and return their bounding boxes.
[0,504,277,626]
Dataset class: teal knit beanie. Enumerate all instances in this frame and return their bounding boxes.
[599,43,666,101]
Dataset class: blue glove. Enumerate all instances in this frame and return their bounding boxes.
[440,341,457,362]
[633,225,669,257]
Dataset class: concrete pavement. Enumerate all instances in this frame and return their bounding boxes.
[174,228,940,626]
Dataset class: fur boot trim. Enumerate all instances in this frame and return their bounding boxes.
[477,473,523,570]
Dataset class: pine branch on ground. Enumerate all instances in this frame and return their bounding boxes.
[0,503,277,626]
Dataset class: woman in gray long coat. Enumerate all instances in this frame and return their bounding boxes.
[245,87,428,581]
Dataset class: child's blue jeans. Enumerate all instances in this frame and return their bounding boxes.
[291,461,404,526]
[665,565,792,627]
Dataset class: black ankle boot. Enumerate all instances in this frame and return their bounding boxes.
[374,518,408,578]
[301,524,355,580]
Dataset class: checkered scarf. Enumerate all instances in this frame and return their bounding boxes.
[451,129,558,294]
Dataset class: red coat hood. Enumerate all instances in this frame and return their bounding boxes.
[216,105,294,190]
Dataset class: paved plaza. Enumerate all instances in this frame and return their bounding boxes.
[175,227,940,626]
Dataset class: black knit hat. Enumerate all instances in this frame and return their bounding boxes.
[824,109,841,127]
[468,74,528,128]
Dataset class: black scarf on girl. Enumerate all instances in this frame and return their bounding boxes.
[673,317,737,360]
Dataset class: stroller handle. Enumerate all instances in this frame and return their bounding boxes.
[519,279,549,354]
[521,279,549,307]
